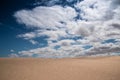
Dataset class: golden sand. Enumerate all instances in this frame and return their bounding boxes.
[0,56,120,80]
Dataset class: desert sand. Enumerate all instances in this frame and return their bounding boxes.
[0,56,120,80]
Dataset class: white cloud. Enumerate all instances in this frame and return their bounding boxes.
[10,49,15,52]
[85,43,120,56]
[75,0,111,21]
[16,41,120,58]
[48,39,76,47]
[13,0,120,57]
[9,53,19,58]
[38,30,67,40]
[14,5,77,29]
[29,40,38,45]
[18,32,36,39]
[18,44,84,58]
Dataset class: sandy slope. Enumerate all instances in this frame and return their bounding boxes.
[0,56,120,80]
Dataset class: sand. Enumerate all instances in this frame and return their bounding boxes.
[0,56,120,80]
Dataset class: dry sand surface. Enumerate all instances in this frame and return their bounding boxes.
[0,56,120,80]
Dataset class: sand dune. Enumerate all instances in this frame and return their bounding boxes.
[0,56,120,80]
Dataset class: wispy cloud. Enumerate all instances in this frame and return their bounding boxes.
[12,0,120,57]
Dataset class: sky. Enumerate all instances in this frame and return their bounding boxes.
[0,0,120,58]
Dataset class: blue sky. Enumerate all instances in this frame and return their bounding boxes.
[0,0,120,58]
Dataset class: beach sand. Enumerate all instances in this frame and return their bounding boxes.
[0,56,120,80]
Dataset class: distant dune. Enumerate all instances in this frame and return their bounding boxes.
[0,56,120,80]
